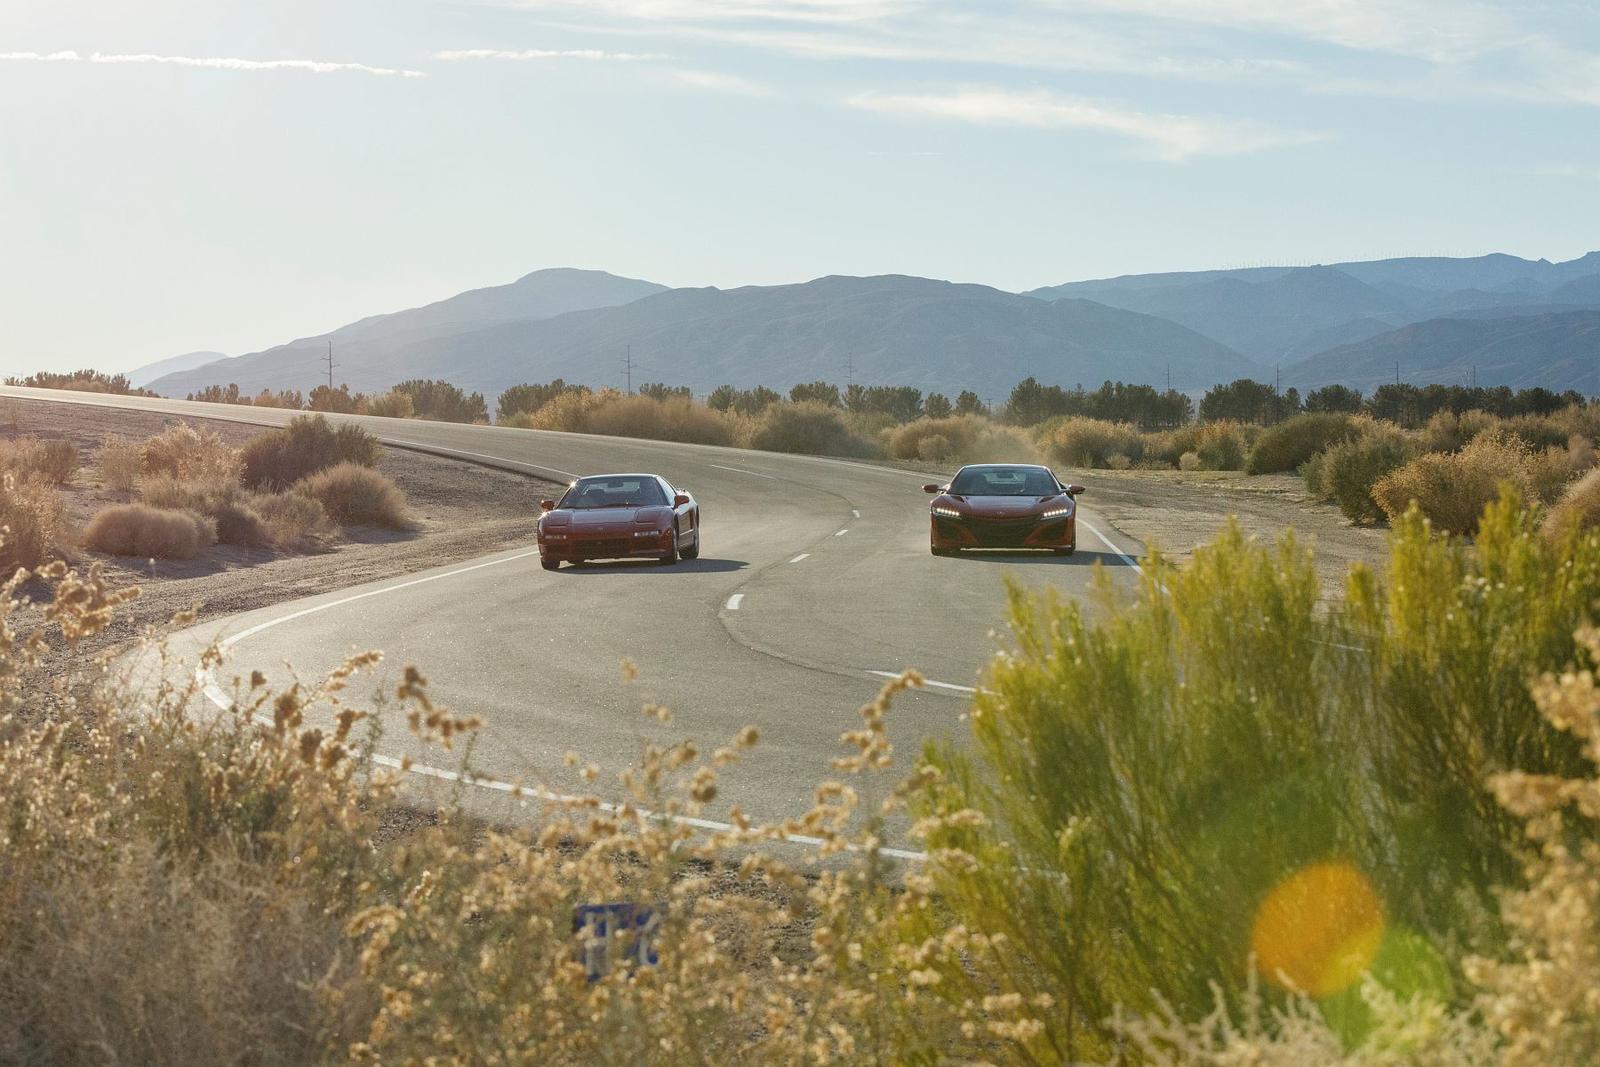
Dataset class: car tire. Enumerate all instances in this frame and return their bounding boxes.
[680,527,700,560]
[659,527,680,565]
[541,557,561,571]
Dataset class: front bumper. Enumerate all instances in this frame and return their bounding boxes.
[538,529,673,560]
[930,513,1075,550]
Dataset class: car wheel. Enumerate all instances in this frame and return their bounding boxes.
[541,557,561,570]
[680,526,700,560]
[659,527,680,565]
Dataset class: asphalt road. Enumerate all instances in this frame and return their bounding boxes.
[2,386,1146,845]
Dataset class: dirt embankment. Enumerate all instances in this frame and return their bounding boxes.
[1074,468,1391,601]
[1,397,562,647]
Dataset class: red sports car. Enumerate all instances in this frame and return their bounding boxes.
[537,473,701,570]
[924,464,1085,556]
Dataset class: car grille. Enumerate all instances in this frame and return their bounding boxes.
[576,537,637,555]
[966,516,1039,548]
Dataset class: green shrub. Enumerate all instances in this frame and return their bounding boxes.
[1039,417,1144,468]
[1246,412,1358,474]
[910,496,1597,1054]
[296,463,409,529]
[749,402,880,458]
[1422,410,1502,454]
[1318,426,1415,523]
[0,473,63,575]
[141,475,269,548]
[140,423,239,481]
[1194,420,1248,470]
[240,415,379,490]
[83,504,213,559]
[362,390,415,419]
[1503,413,1572,451]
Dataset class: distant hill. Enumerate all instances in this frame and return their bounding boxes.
[1028,252,1600,363]
[1282,310,1600,393]
[126,350,226,387]
[151,274,1258,402]
[148,268,667,396]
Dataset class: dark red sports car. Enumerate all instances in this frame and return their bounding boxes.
[924,464,1085,556]
[537,473,701,570]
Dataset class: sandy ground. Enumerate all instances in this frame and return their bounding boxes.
[1,397,562,650]
[1074,468,1391,601]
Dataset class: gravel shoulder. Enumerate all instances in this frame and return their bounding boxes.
[1074,468,1391,601]
[2,397,562,648]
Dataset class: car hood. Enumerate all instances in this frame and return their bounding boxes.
[548,506,671,527]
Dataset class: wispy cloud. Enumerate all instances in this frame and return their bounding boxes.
[668,68,774,95]
[435,47,666,61]
[0,49,425,78]
[847,86,1323,159]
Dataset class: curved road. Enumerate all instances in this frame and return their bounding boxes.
[2,386,1145,841]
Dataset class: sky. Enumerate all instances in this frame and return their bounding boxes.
[2,0,1598,377]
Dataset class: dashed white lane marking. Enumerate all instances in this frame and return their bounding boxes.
[834,528,849,537]
[1080,518,1143,574]
[789,553,810,563]
[709,463,777,479]
[725,593,745,610]
[867,669,977,694]
[387,440,577,481]
[851,509,861,518]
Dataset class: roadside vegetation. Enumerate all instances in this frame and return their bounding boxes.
[4,489,1600,1063]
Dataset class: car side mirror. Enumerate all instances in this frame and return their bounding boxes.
[922,483,942,494]
[539,499,556,511]
[1067,485,1086,496]
[673,492,691,507]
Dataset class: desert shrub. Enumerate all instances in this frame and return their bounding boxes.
[749,401,880,458]
[910,498,1599,1054]
[98,435,142,494]
[1106,452,1133,470]
[1245,412,1358,474]
[583,395,735,447]
[499,410,539,430]
[296,463,409,529]
[0,437,78,485]
[525,388,616,432]
[83,504,213,559]
[362,389,415,419]
[141,475,269,548]
[1371,429,1582,536]
[1503,413,1572,451]
[1040,417,1144,468]
[915,434,951,462]
[1317,425,1416,523]
[1178,450,1202,471]
[1193,419,1248,470]
[240,415,379,490]
[140,422,239,481]
[888,416,1038,466]
[0,473,63,575]
[1422,409,1502,453]
[249,491,332,551]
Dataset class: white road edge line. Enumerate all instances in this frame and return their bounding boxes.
[1080,517,1143,574]
[789,553,810,563]
[834,528,848,537]
[851,509,861,518]
[867,669,977,694]
[387,439,577,481]
[191,552,924,862]
[725,593,745,610]
[708,462,777,479]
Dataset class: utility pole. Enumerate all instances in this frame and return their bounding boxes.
[1395,360,1400,387]
[1165,362,1171,392]
[846,353,855,388]
[624,344,633,395]
[324,340,337,391]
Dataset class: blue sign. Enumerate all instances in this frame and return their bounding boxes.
[573,902,662,980]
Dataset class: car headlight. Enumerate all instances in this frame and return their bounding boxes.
[931,505,962,519]
[1040,505,1073,520]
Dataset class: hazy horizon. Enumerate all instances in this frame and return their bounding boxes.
[4,0,1598,377]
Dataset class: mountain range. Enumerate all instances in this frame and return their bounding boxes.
[138,252,1600,403]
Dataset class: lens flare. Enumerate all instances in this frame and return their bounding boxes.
[1250,861,1384,998]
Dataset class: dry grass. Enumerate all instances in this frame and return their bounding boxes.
[0,473,64,575]
[83,504,214,560]
[296,463,409,529]
[140,422,240,482]
[0,436,78,485]
[98,435,143,495]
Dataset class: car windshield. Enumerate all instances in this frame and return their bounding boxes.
[948,467,1060,497]
[559,477,667,509]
